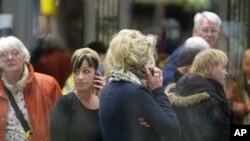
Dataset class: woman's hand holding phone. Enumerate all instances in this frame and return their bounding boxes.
[93,72,105,96]
[145,66,163,91]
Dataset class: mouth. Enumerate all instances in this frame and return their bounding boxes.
[1,62,14,69]
[6,63,16,68]
[7,63,15,66]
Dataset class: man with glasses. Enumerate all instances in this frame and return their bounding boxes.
[163,11,222,86]
[192,11,221,47]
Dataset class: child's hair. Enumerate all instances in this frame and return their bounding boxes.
[190,48,228,77]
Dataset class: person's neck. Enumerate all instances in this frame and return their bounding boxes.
[5,70,23,85]
[75,89,100,110]
[75,89,92,102]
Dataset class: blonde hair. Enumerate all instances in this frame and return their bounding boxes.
[190,48,228,77]
[0,36,30,62]
[71,48,100,73]
[243,48,250,62]
[235,48,250,101]
[107,29,157,78]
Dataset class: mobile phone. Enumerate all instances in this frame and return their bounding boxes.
[94,72,101,88]
[149,67,154,76]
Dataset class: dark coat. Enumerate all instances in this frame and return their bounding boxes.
[163,46,183,87]
[171,73,230,141]
[99,81,181,141]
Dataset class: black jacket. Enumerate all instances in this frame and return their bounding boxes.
[171,73,230,141]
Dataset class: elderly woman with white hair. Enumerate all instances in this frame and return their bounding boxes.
[0,36,61,141]
[99,29,180,141]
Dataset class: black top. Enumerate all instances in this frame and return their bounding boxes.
[50,92,103,141]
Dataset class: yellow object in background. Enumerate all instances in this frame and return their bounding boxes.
[40,0,57,16]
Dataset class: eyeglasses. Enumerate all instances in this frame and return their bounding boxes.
[0,50,21,59]
[200,28,219,35]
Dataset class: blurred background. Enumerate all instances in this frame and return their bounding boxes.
[0,0,249,81]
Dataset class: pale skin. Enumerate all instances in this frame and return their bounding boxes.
[73,60,105,110]
[208,63,228,86]
[0,48,25,85]
[193,17,220,47]
[144,66,163,91]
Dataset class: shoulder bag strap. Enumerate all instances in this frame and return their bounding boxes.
[3,86,32,138]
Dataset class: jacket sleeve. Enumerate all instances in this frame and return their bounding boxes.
[134,86,181,139]
[162,47,181,87]
[39,74,62,109]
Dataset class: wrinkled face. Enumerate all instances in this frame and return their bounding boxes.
[243,55,250,75]
[210,63,228,86]
[0,48,25,73]
[193,18,220,47]
[73,60,96,91]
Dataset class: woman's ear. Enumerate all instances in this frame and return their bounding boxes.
[208,66,214,76]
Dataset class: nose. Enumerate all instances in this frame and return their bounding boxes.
[207,31,213,36]
[225,70,228,76]
[7,53,14,59]
[78,72,84,79]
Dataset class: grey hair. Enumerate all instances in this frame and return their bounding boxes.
[0,36,30,62]
[183,36,210,49]
[194,11,222,30]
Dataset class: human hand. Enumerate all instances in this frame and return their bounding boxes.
[138,117,150,128]
[93,73,106,96]
[145,66,163,90]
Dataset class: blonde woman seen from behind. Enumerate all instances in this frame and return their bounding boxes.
[99,29,180,141]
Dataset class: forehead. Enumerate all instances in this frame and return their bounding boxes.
[199,18,218,28]
[0,43,21,53]
[78,59,93,68]
[243,56,250,63]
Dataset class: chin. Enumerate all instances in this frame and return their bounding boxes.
[5,67,20,72]
[77,86,91,91]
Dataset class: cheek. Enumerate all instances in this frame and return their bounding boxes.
[243,66,250,74]
[86,73,95,83]
[0,61,5,67]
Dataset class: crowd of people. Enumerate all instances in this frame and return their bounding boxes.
[0,10,248,141]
